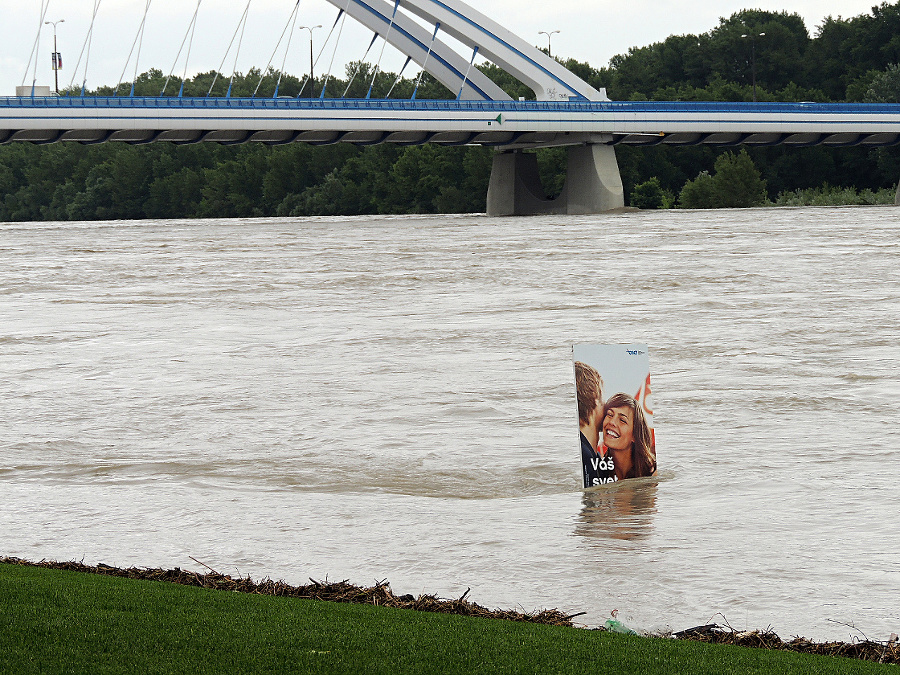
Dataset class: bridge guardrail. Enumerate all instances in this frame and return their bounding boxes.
[2,95,900,116]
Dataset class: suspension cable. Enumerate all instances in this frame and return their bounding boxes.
[115,0,152,96]
[68,0,103,96]
[129,1,153,97]
[207,0,252,97]
[412,22,440,100]
[366,0,401,99]
[226,2,252,98]
[342,32,379,98]
[162,0,202,96]
[253,0,301,98]
[385,55,411,98]
[22,0,52,91]
[273,1,302,97]
[457,45,479,100]
[319,8,349,98]
[178,4,201,97]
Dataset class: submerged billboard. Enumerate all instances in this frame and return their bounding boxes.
[573,344,656,488]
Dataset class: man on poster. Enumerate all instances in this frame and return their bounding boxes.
[575,361,617,487]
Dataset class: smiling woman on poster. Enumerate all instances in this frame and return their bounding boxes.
[602,392,657,480]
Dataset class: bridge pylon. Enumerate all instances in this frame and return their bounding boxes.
[486,144,625,216]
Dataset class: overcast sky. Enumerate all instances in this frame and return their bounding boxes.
[1,0,885,96]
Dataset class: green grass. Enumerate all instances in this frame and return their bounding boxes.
[0,563,892,674]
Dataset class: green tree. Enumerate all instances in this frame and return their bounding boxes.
[295,145,397,215]
[707,10,811,93]
[145,167,204,218]
[606,10,810,99]
[679,149,767,208]
[864,63,900,101]
[630,177,672,209]
[678,171,718,209]
[198,146,270,217]
[64,145,155,220]
[378,145,492,213]
[807,4,900,100]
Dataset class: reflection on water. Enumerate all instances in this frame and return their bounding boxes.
[577,480,659,541]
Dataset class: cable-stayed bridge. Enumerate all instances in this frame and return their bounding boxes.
[7,0,900,214]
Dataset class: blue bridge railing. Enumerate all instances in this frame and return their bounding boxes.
[1,95,899,116]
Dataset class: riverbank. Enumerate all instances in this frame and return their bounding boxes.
[2,558,896,673]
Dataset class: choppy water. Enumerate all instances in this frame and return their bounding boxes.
[2,208,898,641]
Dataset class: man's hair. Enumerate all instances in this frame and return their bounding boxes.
[575,361,604,426]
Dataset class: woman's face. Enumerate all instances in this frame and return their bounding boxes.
[602,405,634,451]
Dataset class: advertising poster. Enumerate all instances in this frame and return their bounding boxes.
[573,344,656,488]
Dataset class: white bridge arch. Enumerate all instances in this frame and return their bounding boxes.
[325,0,607,102]
[317,0,620,213]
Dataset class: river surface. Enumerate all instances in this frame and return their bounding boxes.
[2,207,898,641]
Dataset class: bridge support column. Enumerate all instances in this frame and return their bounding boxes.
[486,144,625,216]
[895,177,900,206]
[564,144,626,215]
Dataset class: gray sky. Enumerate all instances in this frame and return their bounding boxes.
[2,0,885,96]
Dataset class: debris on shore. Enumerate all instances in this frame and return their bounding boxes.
[672,623,900,665]
[2,557,896,664]
[0,557,576,627]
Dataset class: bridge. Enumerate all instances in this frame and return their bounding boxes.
[7,0,900,214]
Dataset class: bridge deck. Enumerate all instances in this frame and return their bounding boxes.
[2,97,900,148]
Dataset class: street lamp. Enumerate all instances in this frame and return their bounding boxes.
[741,31,765,102]
[44,19,65,94]
[299,25,322,97]
[538,30,560,58]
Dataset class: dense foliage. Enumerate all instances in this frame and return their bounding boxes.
[2,4,900,220]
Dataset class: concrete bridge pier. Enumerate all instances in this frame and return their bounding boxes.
[895,177,900,206]
[486,144,625,216]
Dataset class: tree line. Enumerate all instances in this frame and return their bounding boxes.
[2,4,900,221]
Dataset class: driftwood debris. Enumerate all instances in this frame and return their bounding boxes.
[672,623,900,665]
[0,557,574,627]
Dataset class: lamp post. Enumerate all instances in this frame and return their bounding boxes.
[538,30,560,58]
[299,25,322,97]
[45,18,65,94]
[741,31,765,102]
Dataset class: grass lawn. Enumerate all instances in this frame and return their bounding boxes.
[0,562,893,674]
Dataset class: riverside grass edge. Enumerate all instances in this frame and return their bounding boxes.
[1,558,897,673]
